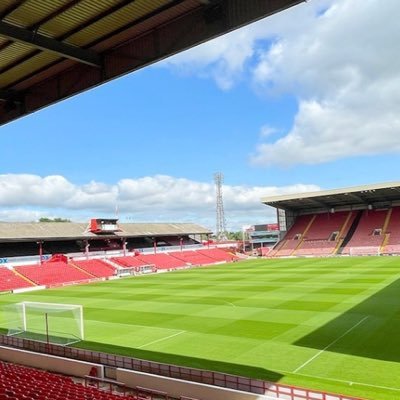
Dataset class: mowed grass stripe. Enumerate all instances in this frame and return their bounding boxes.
[1,257,400,399]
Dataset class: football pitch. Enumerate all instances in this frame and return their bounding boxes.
[1,257,400,400]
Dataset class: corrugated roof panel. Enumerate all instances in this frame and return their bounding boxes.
[0,52,61,88]
[65,0,170,47]
[0,41,34,70]
[0,222,210,240]
[91,0,200,52]
[4,0,68,30]
[0,36,10,46]
[37,0,121,39]
[0,1,19,16]
[0,0,195,90]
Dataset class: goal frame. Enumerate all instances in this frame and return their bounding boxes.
[349,246,381,256]
[5,301,84,345]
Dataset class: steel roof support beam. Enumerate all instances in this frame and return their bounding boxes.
[0,21,101,67]
[1,0,303,125]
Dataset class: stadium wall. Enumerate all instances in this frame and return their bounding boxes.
[117,369,268,400]
[0,345,104,378]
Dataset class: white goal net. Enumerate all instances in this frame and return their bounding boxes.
[349,246,381,256]
[3,302,84,345]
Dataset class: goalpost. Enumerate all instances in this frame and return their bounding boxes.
[349,246,381,256]
[3,302,84,346]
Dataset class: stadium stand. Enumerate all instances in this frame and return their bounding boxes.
[383,206,400,254]
[342,209,389,255]
[43,241,83,255]
[0,268,34,292]
[263,184,400,257]
[0,241,41,257]
[72,259,117,278]
[197,248,239,262]
[110,256,147,269]
[294,211,355,256]
[0,248,240,292]
[137,253,186,270]
[168,251,215,266]
[0,360,133,400]
[15,262,92,287]
[274,214,315,256]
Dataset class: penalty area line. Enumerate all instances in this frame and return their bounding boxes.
[137,330,186,349]
[293,316,369,373]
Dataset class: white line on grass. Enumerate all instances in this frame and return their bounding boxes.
[88,320,181,332]
[224,301,236,307]
[137,330,186,349]
[293,316,369,373]
[276,368,400,394]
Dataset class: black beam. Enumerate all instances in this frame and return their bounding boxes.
[0,20,101,67]
[1,0,183,87]
[1,0,304,126]
[0,0,83,58]
[0,0,136,76]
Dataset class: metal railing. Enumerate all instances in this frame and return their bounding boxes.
[0,335,363,400]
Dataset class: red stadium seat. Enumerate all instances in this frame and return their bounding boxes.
[0,361,136,400]
[72,259,117,278]
[0,268,34,292]
[342,209,389,255]
[15,261,92,287]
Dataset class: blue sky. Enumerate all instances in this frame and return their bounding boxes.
[0,0,399,230]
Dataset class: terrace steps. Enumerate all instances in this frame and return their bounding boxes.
[332,211,354,255]
[69,262,97,278]
[337,210,363,254]
[291,214,316,255]
[382,208,393,234]
[12,268,37,286]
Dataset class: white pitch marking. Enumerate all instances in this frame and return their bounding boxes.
[91,320,178,331]
[293,316,369,373]
[137,330,185,349]
[224,301,236,307]
[275,368,400,393]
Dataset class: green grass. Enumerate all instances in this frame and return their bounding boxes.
[2,257,400,399]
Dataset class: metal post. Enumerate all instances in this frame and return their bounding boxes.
[122,238,126,256]
[85,240,90,259]
[38,241,43,265]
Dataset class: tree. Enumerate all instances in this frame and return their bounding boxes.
[39,217,71,223]
[226,231,242,241]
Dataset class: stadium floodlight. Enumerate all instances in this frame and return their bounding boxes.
[3,302,84,346]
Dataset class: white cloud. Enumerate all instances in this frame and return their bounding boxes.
[251,0,400,166]
[161,27,256,90]
[0,174,319,230]
[259,125,279,138]
[160,0,333,90]
[162,0,400,166]
[0,209,46,222]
